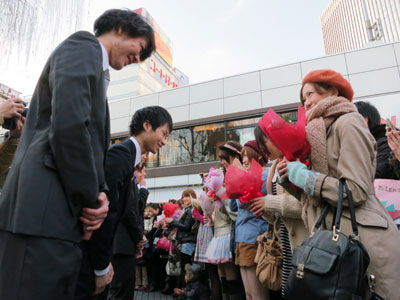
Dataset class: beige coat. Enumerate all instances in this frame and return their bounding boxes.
[262,162,308,250]
[286,112,400,299]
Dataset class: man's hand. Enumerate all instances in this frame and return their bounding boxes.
[135,235,147,258]
[139,177,146,186]
[248,196,266,217]
[10,116,25,138]
[0,98,25,119]
[93,264,114,295]
[137,235,147,248]
[173,288,184,295]
[80,192,109,236]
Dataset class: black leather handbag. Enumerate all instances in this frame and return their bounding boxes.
[286,179,370,300]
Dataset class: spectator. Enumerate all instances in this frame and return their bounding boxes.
[206,141,244,300]
[387,127,400,179]
[173,264,210,300]
[277,69,400,299]
[355,101,398,179]
[164,189,198,289]
[229,140,269,300]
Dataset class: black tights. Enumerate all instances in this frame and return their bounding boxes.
[206,263,222,300]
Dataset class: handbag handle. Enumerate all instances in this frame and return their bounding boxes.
[334,179,359,239]
[313,204,329,232]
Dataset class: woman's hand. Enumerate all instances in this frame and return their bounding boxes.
[387,128,400,161]
[164,217,173,224]
[248,196,266,217]
[277,158,288,182]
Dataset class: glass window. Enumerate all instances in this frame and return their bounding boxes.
[158,123,225,167]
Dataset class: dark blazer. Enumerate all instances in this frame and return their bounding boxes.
[111,140,147,256]
[0,31,110,243]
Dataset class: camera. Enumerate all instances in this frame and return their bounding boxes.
[2,100,28,131]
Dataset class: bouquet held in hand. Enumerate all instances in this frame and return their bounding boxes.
[223,159,264,208]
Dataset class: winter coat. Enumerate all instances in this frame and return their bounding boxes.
[370,124,398,179]
[286,112,400,300]
[171,205,197,243]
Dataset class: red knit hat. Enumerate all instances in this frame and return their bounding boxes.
[302,69,354,102]
[258,106,310,162]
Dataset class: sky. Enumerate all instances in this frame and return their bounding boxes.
[0,0,331,96]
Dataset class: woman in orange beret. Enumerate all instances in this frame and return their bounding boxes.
[276,69,400,299]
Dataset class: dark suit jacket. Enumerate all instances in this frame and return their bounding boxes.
[87,139,148,272]
[0,31,110,243]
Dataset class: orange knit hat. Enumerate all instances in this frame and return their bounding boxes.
[301,69,354,102]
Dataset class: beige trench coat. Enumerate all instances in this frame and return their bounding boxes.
[285,112,400,299]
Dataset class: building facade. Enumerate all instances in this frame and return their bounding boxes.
[108,8,188,102]
[321,0,400,55]
[109,41,400,203]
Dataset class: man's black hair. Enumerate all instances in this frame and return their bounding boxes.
[94,9,155,61]
[129,106,173,136]
[354,101,381,129]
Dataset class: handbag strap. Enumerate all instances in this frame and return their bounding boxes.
[334,178,359,237]
[313,204,329,232]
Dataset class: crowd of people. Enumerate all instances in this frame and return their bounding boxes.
[0,7,400,300]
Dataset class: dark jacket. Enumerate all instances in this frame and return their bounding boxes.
[389,153,400,179]
[171,205,196,244]
[0,31,109,243]
[371,124,398,180]
[110,140,147,256]
[183,281,209,300]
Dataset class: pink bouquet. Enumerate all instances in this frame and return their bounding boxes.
[204,167,224,208]
[199,191,214,226]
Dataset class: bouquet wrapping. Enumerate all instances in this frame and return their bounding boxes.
[163,203,178,218]
[199,191,214,226]
[204,167,224,208]
[222,159,264,208]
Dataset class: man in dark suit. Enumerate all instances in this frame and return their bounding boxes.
[0,9,155,300]
[74,106,172,300]
[104,106,172,300]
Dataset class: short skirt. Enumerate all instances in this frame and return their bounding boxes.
[205,233,232,264]
[235,242,257,267]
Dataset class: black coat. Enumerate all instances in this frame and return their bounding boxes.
[0,31,109,243]
[171,205,196,244]
[371,124,398,180]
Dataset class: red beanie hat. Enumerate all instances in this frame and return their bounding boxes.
[302,69,354,102]
[258,106,310,162]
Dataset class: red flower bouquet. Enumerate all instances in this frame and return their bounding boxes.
[222,159,264,208]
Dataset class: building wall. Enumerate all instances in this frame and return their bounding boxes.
[322,0,400,55]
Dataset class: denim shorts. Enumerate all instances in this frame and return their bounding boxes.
[180,242,196,256]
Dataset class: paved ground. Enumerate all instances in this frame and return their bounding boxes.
[134,291,173,300]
